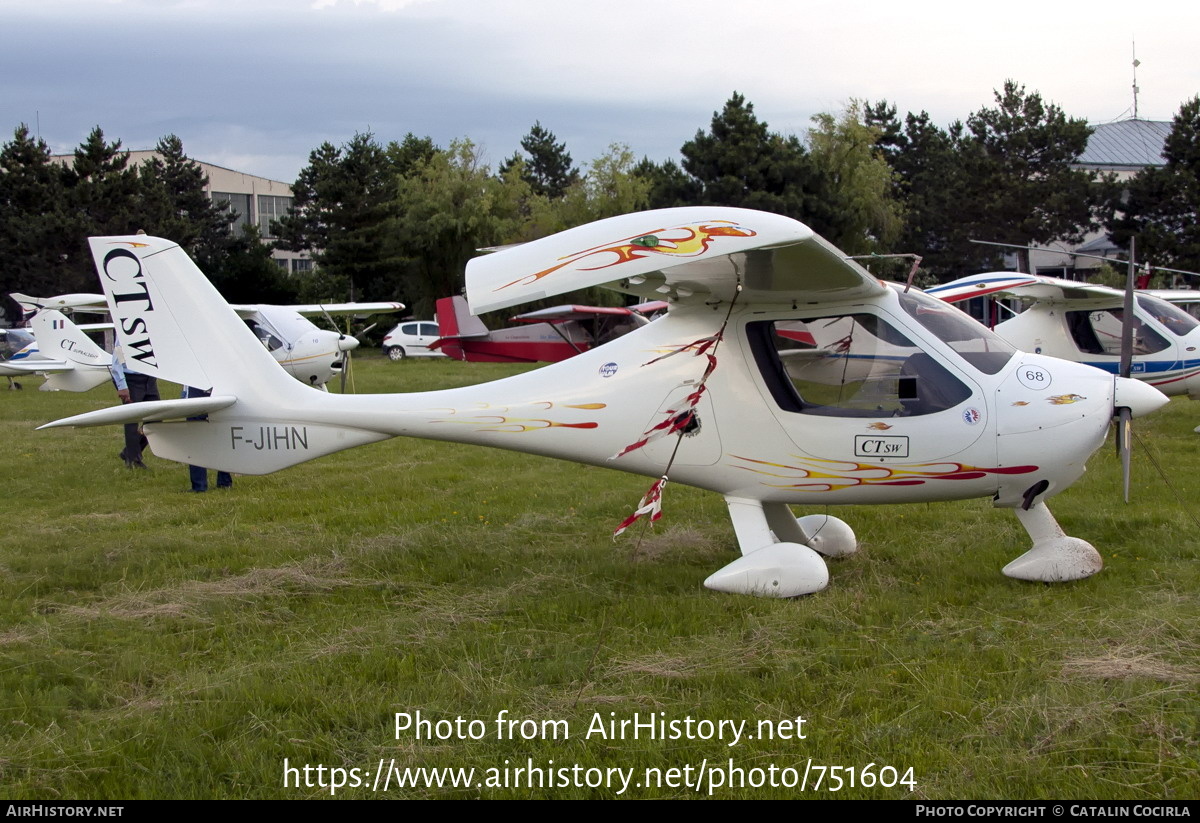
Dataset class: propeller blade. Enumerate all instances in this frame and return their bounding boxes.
[1117,406,1133,503]
[317,303,337,330]
[340,350,350,393]
[1119,238,1136,379]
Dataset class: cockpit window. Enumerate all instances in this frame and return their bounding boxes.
[899,288,1016,374]
[1136,295,1199,336]
[748,315,971,418]
[1173,300,1200,322]
[245,319,285,352]
[1065,308,1169,355]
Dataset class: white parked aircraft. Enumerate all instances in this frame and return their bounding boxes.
[12,292,404,390]
[41,208,1166,597]
[927,273,1200,399]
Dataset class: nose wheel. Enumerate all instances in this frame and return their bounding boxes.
[1002,502,1102,582]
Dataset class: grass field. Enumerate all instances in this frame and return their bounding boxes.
[0,353,1196,799]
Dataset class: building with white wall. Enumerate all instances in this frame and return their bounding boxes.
[56,151,312,273]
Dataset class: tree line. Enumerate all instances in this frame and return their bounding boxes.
[2,82,1197,321]
[0,128,295,321]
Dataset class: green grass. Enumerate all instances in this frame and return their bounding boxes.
[0,353,1196,799]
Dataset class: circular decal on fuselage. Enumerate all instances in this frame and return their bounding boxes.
[599,362,618,378]
[1016,364,1053,391]
[963,407,982,425]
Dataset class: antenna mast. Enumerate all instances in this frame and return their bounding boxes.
[1131,40,1140,119]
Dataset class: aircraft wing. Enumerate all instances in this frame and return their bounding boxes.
[465,206,886,314]
[510,305,637,324]
[12,292,108,313]
[243,302,406,317]
[630,300,669,315]
[927,273,1125,304]
[0,358,70,376]
[1145,289,1200,305]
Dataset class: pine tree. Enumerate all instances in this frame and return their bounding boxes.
[65,127,143,236]
[0,125,76,310]
[138,134,231,255]
[274,132,408,301]
[681,92,845,241]
[633,157,702,209]
[959,81,1098,251]
[503,122,579,199]
[865,85,1102,280]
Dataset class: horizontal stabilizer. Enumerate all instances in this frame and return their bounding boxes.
[38,396,237,430]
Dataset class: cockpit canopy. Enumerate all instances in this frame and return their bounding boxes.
[748,287,1012,420]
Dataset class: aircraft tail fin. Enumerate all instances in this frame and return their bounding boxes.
[31,310,111,368]
[27,310,112,392]
[436,295,489,337]
[44,237,372,475]
[432,295,489,360]
[87,237,310,404]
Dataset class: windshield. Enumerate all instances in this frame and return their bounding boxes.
[900,287,1016,374]
[1136,294,1200,337]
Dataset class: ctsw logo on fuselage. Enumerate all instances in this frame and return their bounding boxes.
[854,435,910,458]
[102,246,157,368]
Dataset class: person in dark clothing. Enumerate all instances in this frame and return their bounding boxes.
[182,385,232,492]
[108,344,158,469]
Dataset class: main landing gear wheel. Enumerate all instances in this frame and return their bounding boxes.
[704,498,859,598]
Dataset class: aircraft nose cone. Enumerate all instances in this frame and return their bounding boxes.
[1114,376,1168,418]
[338,335,360,352]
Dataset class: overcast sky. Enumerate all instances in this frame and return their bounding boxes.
[2,0,1198,183]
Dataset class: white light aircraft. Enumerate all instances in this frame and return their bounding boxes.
[41,208,1167,598]
[927,273,1200,399]
[12,292,404,390]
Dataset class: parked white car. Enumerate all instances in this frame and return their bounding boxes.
[382,321,444,360]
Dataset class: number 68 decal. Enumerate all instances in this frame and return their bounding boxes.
[1017,365,1052,390]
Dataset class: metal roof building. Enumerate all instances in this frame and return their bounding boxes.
[1021,118,1174,278]
[1075,118,1171,177]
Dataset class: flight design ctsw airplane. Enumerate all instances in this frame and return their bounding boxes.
[40,208,1167,597]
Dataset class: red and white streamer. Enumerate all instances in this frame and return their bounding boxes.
[612,477,666,537]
